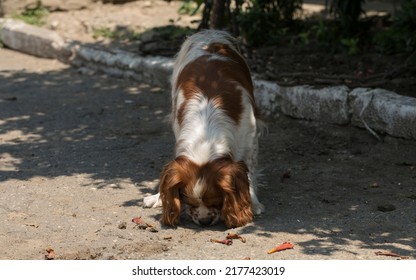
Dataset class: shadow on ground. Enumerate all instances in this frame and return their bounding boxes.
[1,51,415,259]
[0,65,170,193]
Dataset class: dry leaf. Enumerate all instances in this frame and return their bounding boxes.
[267,242,294,254]
[131,216,143,224]
[45,248,56,260]
[226,232,246,243]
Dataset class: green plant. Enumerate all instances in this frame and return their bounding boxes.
[298,31,310,45]
[310,20,327,40]
[238,1,278,45]
[92,27,116,40]
[393,0,416,32]
[373,0,416,53]
[298,20,339,49]
[91,27,133,40]
[12,1,49,26]
[341,37,359,55]
[178,0,204,16]
[238,0,302,46]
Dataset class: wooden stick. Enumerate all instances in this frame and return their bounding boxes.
[210,239,233,246]
[375,251,409,259]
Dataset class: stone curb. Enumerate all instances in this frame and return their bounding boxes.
[2,19,416,140]
[0,18,66,58]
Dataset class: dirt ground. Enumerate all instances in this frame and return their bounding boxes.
[1,46,416,260]
[1,1,416,260]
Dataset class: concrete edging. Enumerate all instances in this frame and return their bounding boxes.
[2,18,416,140]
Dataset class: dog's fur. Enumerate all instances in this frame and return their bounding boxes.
[143,30,264,228]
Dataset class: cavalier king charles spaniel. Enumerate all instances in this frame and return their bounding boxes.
[143,30,265,228]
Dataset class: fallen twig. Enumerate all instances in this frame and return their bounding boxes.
[226,233,246,243]
[375,251,409,259]
[210,239,233,246]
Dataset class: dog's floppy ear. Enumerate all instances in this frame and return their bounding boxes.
[215,158,253,228]
[159,156,197,226]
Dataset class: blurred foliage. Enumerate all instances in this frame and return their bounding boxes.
[180,0,303,46]
[92,25,143,41]
[11,0,414,55]
[327,0,365,36]
[373,0,416,53]
[92,27,122,40]
[178,0,415,54]
[12,0,49,26]
[341,37,360,55]
[178,0,204,16]
[238,0,302,46]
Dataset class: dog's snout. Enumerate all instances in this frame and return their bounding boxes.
[198,216,214,226]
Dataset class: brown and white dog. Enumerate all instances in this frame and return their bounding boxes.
[143,30,265,228]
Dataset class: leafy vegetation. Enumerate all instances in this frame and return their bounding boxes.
[12,1,49,26]
[178,0,415,54]
[238,0,302,46]
[373,0,416,53]
[178,0,204,16]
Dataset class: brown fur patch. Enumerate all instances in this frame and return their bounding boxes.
[159,155,253,227]
[175,43,257,125]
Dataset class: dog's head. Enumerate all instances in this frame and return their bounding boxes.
[159,156,253,228]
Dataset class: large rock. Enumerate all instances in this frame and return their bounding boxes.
[278,85,350,125]
[0,18,67,59]
[350,88,416,139]
[253,80,280,118]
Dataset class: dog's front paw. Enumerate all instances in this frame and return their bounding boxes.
[143,193,162,208]
[252,202,265,216]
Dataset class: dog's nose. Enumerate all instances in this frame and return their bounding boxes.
[198,216,214,226]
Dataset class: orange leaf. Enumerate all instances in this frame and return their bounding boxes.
[267,242,294,254]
